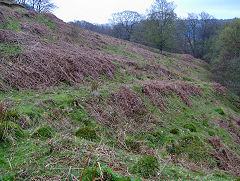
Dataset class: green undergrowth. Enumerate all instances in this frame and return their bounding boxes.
[0,40,22,58]
[0,81,239,180]
[103,45,145,62]
[36,14,58,31]
[0,17,21,31]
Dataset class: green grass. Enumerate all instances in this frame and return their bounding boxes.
[0,17,21,31]
[0,79,239,180]
[0,20,240,179]
[0,40,22,58]
[36,14,58,31]
[103,45,145,62]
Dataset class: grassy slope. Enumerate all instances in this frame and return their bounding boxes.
[0,5,240,181]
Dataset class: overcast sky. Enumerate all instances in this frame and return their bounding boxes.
[52,0,240,24]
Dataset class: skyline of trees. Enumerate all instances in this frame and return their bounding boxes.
[13,0,56,12]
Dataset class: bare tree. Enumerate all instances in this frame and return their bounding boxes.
[179,13,199,57]
[111,10,142,40]
[14,0,26,4]
[28,0,56,12]
[178,12,219,59]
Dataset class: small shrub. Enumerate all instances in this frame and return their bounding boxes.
[214,108,225,115]
[32,125,54,138]
[147,129,165,147]
[82,166,131,181]
[184,124,197,132]
[131,155,159,179]
[170,128,180,135]
[0,121,24,143]
[208,130,215,136]
[183,77,194,82]
[126,137,141,152]
[74,127,97,141]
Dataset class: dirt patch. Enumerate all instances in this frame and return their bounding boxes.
[208,137,240,177]
[142,80,202,111]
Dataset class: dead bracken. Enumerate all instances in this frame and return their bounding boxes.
[208,137,240,177]
[111,86,146,118]
[142,80,202,111]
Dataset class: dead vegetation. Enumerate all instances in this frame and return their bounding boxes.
[208,137,240,177]
[111,86,146,118]
[211,83,228,95]
[142,80,202,111]
[0,29,118,90]
[215,119,240,144]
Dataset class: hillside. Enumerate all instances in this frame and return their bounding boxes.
[0,3,240,181]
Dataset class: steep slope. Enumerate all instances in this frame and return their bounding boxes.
[0,4,240,180]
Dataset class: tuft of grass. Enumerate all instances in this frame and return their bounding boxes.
[184,123,197,132]
[130,155,159,179]
[147,129,166,147]
[82,166,134,181]
[214,108,225,116]
[31,125,54,138]
[0,121,24,143]
[74,127,97,141]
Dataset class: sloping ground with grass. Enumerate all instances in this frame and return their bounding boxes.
[0,3,240,181]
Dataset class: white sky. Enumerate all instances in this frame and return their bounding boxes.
[52,0,240,24]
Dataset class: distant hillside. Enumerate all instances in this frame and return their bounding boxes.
[0,4,240,181]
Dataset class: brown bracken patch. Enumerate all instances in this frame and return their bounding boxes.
[208,137,240,177]
[111,86,146,118]
[142,80,201,111]
[0,29,118,90]
[211,83,227,95]
[215,119,240,144]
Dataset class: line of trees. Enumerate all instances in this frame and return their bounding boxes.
[71,0,223,60]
